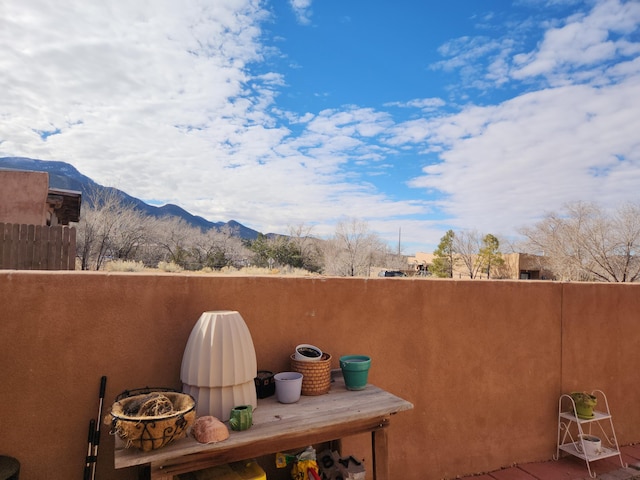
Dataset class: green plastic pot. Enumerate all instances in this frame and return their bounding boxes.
[570,392,597,419]
[339,355,371,391]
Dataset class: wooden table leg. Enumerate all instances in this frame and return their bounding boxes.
[329,438,342,455]
[372,421,389,480]
[151,470,173,480]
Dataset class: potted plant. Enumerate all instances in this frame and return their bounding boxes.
[570,392,597,419]
[577,434,602,456]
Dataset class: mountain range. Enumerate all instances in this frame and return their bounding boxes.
[0,156,262,240]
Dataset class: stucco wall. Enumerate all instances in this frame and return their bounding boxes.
[0,170,49,225]
[1,271,639,479]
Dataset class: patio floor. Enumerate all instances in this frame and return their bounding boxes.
[457,444,640,480]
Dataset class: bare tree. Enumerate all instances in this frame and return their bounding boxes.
[108,205,156,262]
[520,201,640,282]
[454,230,484,279]
[76,207,99,270]
[451,231,504,279]
[76,188,153,270]
[154,216,199,269]
[609,203,640,281]
[193,225,251,269]
[323,219,388,277]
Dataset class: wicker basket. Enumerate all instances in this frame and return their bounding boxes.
[110,390,196,452]
[290,352,332,395]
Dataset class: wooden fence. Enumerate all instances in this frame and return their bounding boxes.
[0,223,76,270]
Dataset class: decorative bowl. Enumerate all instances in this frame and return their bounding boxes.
[110,389,196,452]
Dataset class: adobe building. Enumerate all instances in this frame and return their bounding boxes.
[0,169,81,226]
[0,169,81,269]
[0,170,50,225]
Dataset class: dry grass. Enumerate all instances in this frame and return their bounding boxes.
[103,260,318,276]
[104,260,147,272]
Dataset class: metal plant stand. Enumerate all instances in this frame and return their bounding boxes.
[554,390,625,478]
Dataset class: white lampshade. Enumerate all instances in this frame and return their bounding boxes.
[181,310,257,387]
[181,311,258,419]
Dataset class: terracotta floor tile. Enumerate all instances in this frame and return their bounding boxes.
[621,444,640,464]
[590,455,631,475]
[519,457,593,479]
[454,446,640,480]
[484,466,537,479]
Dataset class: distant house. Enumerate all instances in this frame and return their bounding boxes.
[0,169,81,269]
[407,251,554,280]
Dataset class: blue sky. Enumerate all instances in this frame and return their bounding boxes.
[1,0,639,253]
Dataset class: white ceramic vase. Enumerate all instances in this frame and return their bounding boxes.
[183,381,256,421]
[181,311,258,419]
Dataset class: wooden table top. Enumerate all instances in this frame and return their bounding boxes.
[114,376,413,470]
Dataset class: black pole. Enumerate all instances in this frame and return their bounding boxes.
[91,376,107,480]
[83,419,95,480]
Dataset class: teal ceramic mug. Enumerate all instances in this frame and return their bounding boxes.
[229,405,253,431]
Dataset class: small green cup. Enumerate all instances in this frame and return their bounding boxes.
[229,405,253,431]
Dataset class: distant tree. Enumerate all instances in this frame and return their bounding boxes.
[248,234,270,267]
[440,230,505,279]
[154,216,199,269]
[76,188,154,270]
[323,218,388,277]
[454,230,484,279]
[107,205,156,262]
[192,225,250,270]
[288,224,323,273]
[249,234,304,269]
[431,230,456,278]
[380,251,408,272]
[520,201,640,282]
[479,234,504,279]
[76,207,99,270]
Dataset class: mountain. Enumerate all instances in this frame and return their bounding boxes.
[0,156,261,240]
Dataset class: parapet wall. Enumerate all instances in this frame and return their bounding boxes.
[1,271,639,479]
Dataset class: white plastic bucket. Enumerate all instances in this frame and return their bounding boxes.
[274,372,303,403]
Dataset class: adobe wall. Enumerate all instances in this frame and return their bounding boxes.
[1,272,639,480]
[0,170,49,225]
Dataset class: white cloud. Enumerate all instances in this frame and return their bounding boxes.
[403,77,640,234]
[512,0,640,84]
[431,35,518,92]
[382,0,640,246]
[0,0,638,254]
[289,0,312,25]
[384,98,446,112]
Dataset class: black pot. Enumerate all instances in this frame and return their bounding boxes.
[255,370,275,399]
